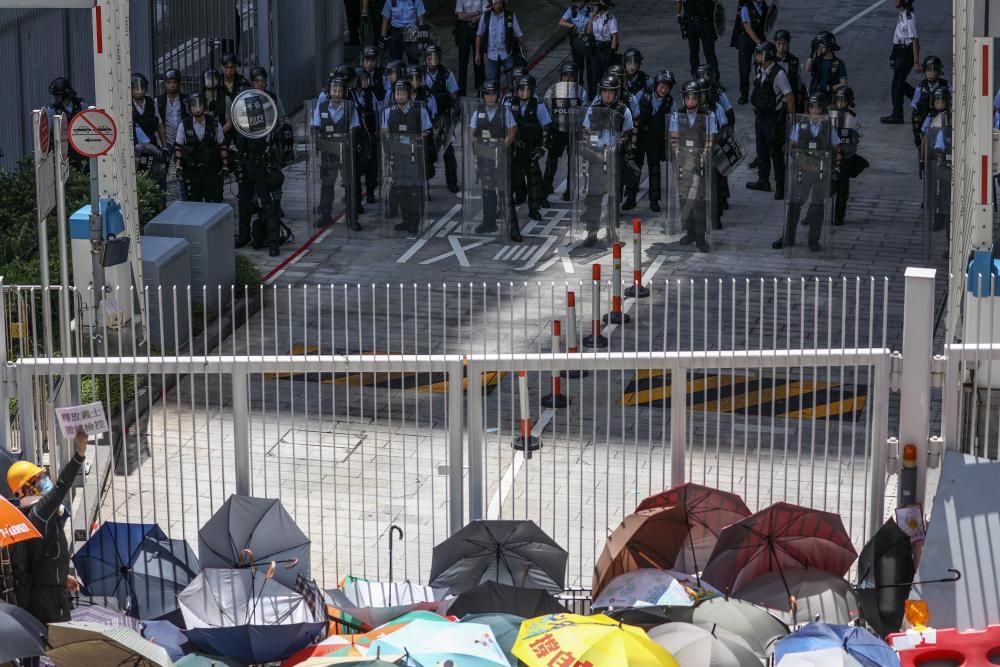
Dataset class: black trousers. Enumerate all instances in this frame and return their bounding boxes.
[362,133,379,198]
[784,177,826,246]
[639,135,665,203]
[238,164,280,248]
[835,172,850,223]
[589,42,614,98]
[344,0,362,43]
[622,140,643,200]
[737,33,756,97]
[512,144,545,209]
[890,44,916,118]
[391,184,422,233]
[754,112,786,189]
[183,165,223,203]
[319,157,359,226]
[685,19,719,79]
[454,21,485,96]
[544,129,572,194]
[570,35,594,96]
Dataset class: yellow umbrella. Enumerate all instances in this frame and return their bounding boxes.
[512,613,679,667]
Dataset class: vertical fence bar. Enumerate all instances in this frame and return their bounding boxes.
[16,364,36,463]
[231,367,251,496]
[467,358,484,524]
[670,366,687,486]
[447,357,465,535]
[899,268,937,508]
[869,354,892,538]
[0,280,8,453]
[942,346,962,450]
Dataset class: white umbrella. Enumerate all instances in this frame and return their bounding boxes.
[592,569,721,610]
[776,647,864,666]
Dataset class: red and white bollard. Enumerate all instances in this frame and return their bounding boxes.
[624,217,650,299]
[513,370,541,454]
[583,264,609,349]
[541,320,570,408]
[561,290,589,378]
[603,242,631,325]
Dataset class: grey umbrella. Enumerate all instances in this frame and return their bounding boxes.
[648,621,763,666]
[46,621,174,667]
[735,569,860,626]
[0,601,47,663]
[428,520,567,594]
[197,495,310,589]
[326,580,452,629]
[686,597,790,660]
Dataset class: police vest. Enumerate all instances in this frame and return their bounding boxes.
[473,105,505,142]
[809,57,843,95]
[510,97,543,145]
[683,0,715,20]
[481,10,516,57]
[49,98,84,121]
[133,97,160,144]
[319,100,352,134]
[637,93,673,136]
[625,72,649,97]
[676,113,708,150]
[779,54,802,94]
[367,69,387,102]
[389,105,422,133]
[791,119,831,151]
[181,115,222,167]
[589,100,628,133]
[736,1,768,37]
[751,64,782,114]
[427,67,454,114]
[914,77,949,120]
[353,91,378,131]
[156,93,191,128]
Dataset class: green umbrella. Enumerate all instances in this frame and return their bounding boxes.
[46,621,174,667]
[460,612,525,664]
[175,652,247,666]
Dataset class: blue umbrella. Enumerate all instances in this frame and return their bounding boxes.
[142,619,190,662]
[72,521,200,620]
[773,622,900,667]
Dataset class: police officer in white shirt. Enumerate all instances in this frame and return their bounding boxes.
[455,0,488,95]
[881,0,920,124]
[586,0,618,98]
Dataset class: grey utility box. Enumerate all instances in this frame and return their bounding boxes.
[141,236,192,352]
[144,202,235,304]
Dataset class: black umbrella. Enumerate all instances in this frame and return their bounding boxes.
[428,520,567,594]
[606,605,694,629]
[0,600,47,662]
[0,449,17,500]
[447,581,567,617]
[856,518,914,637]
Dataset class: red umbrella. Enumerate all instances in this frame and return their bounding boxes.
[701,501,857,598]
[635,483,752,575]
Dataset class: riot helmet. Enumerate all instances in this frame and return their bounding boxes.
[335,64,357,88]
[164,68,181,82]
[833,87,855,110]
[623,48,643,75]
[221,53,240,68]
[695,64,718,85]
[356,66,371,89]
[131,73,148,97]
[598,74,619,104]
[653,70,675,97]
[607,63,626,86]
[773,29,791,44]
[362,46,379,69]
[385,60,405,83]
[406,65,423,87]
[202,69,220,91]
[188,92,206,116]
[755,41,777,63]
[328,76,346,101]
[695,78,712,100]
[516,75,537,93]
[393,80,413,105]
[559,61,578,82]
[932,87,951,112]
[49,77,73,97]
[681,79,702,109]
[481,80,500,103]
[807,91,829,116]
[923,55,943,80]
[424,44,442,69]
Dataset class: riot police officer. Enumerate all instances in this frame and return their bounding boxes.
[250,66,291,217]
[774,30,805,114]
[623,48,650,97]
[921,87,951,235]
[175,93,228,203]
[747,41,794,199]
[911,55,949,171]
[508,74,552,221]
[220,55,251,143]
[543,62,589,201]
[361,46,387,104]
[669,80,718,252]
[408,64,440,183]
[732,0,769,104]
[424,44,461,192]
[380,0,428,62]
[381,80,432,234]
[312,76,363,231]
[131,74,163,147]
[355,65,382,205]
[233,98,283,256]
[806,31,848,96]
[830,87,867,226]
[201,69,227,126]
[634,69,675,212]
[47,77,86,166]
[468,80,519,238]
[156,68,190,150]
[383,60,406,101]
[559,0,594,96]
[697,69,732,223]
[675,0,721,79]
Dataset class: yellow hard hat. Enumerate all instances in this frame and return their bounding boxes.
[7,460,45,496]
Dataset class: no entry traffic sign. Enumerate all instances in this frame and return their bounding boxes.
[68,108,118,158]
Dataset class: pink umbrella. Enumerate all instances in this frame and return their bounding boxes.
[635,483,752,575]
[701,502,858,598]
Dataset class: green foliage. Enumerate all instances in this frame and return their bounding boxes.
[234,253,264,289]
[80,373,136,415]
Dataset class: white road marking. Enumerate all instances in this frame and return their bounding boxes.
[397,204,461,263]
[419,238,490,265]
[515,236,559,272]
[601,254,668,338]
[832,0,886,34]
[486,408,555,520]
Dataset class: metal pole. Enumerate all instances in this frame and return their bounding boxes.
[0,278,8,454]
[466,359,484,524]
[16,365,36,464]
[447,358,465,534]
[89,157,105,328]
[670,367,687,486]
[232,369,251,495]
[53,115,72,361]
[899,267,937,509]
[869,355,892,538]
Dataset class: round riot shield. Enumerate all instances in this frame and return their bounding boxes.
[764,0,778,35]
[571,105,623,245]
[460,96,512,238]
[713,1,727,38]
[782,114,835,255]
[231,89,279,139]
[666,112,716,245]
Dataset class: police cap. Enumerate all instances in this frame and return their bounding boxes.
[394,80,414,96]
[49,77,72,96]
[405,65,423,80]
[385,60,406,77]
[508,66,527,83]
[188,92,206,110]
[607,63,625,80]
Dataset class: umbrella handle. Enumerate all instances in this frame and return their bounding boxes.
[875,568,962,589]
[388,525,403,594]
[238,548,255,566]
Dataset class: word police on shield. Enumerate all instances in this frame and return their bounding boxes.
[68,108,118,158]
[231,89,279,139]
[55,401,110,438]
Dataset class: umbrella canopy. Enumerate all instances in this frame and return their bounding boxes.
[592,506,698,598]
[512,613,679,667]
[636,483,752,574]
[701,502,858,596]
[369,618,509,666]
[72,521,200,620]
[46,621,174,667]
[175,653,247,666]
[605,605,691,628]
[460,613,524,665]
[0,600,47,662]
[736,569,861,626]
[297,656,405,666]
[326,579,452,630]
[773,622,900,667]
[179,568,327,664]
[71,603,143,631]
[856,518,914,637]
[429,520,567,594]
[0,495,41,548]
[776,648,865,666]
[684,596,789,660]
[592,569,720,610]
[198,495,311,588]
[647,621,763,667]
[142,619,190,662]
[448,581,565,618]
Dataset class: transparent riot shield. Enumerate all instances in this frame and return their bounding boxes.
[923,119,951,258]
[783,114,835,255]
[306,98,359,235]
[380,101,429,237]
[667,112,716,243]
[460,97,511,238]
[572,105,623,245]
[544,82,587,135]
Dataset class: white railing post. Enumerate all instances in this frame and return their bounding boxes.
[900,267,937,510]
[447,357,465,534]
[942,347,963,451]
[231,368,251,496]
[670,367,687,486]
[16,364,36,463]
[869,354,892,538]
[0,278,8,454]
[466,358,484,525]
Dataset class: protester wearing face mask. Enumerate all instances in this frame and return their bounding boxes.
[7,431,88,626]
